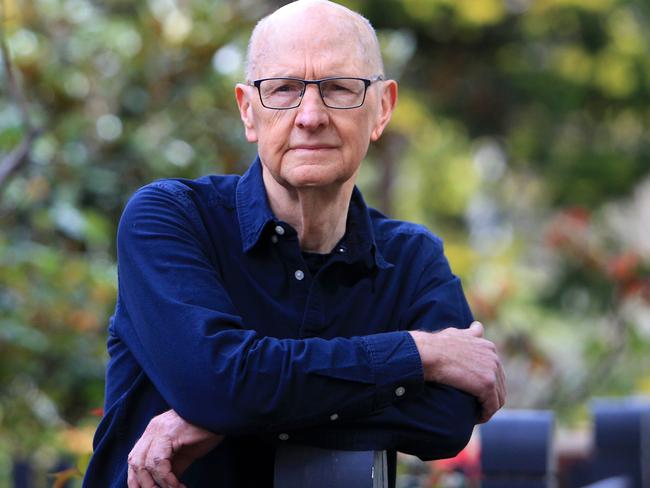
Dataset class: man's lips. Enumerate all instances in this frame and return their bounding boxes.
[290,145,337,150]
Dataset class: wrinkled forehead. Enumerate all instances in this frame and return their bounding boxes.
[247,4,380,79]
[254,31,369,77]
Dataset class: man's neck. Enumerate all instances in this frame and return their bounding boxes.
[262,168,353,254]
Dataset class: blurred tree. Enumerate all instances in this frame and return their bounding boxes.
[1,0,649,484]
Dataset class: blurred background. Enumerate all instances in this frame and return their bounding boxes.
[1,0,649,486]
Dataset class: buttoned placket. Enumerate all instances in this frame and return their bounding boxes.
[269,222,324,338]
[275,224,307,285]
[271,224,284,245]
[267,221,372,339]
[296,253,326,338]
[297,244,372,338]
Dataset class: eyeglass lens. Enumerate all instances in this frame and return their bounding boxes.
[258,78,367,109]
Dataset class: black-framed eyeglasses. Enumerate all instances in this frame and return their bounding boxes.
[250,76,384,110]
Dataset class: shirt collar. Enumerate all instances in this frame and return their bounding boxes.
[235,156,391,270]
[236,156,275,253]
[341,186,392,270]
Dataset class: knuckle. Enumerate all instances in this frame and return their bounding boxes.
[481,339,496,351]
[482,374,496,390]
[490,356,500,370]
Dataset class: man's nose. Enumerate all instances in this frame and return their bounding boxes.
[294,84,329,129]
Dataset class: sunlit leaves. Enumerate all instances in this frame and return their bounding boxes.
[1,0,649,482]
[401,0,506,27]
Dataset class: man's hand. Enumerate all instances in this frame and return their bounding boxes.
[127,409,223,488]
[409,321,506,423]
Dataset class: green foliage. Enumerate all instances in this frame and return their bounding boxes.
[1,0,650,482]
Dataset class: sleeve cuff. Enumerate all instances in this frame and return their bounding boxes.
[360,331,424,410]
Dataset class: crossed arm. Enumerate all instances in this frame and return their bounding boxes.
[127,324,504,488]
[118,185,506,488]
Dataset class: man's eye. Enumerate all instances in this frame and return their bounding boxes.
[330,83,353,92]
[270,83,301,94]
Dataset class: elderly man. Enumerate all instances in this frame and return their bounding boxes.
[83,1,505,487]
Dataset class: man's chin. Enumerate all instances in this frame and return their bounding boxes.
[286,177,338,189]
[283,164,340,188]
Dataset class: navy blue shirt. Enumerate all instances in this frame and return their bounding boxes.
[84,157,477,487]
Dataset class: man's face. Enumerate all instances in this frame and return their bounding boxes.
[236,14,396,191]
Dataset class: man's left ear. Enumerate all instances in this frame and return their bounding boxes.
[370,80,398,142]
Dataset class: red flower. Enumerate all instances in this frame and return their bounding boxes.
[606,252,640,282]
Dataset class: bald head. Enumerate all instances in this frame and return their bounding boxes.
[245,0,384,81]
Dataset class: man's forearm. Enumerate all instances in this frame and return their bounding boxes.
[266,383,477,460]
[258,323,504,459]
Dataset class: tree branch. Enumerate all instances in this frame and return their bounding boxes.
[1,35,32,131]
[0,128,41,187]
[0,7,41,190]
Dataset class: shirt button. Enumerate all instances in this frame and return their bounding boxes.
[330,413,339,421]
[274,225,285,235]
[278,433,289,441]
[395,386,406,397]
[337,247,345,253]
[294,270,305,281]
[270,235,278,244]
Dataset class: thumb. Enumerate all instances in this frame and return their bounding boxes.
[469,321,484,337]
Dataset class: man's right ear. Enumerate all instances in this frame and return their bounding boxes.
[235,84,258,143]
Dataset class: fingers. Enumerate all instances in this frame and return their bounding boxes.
[127,409,220,488]
[490,340,506,413]
[468,321,484,337]
[129,434,186,488]
[496,360,507,408]
[128,436,156,488]
[478,390,500,424]
[479,347,507,424]
[476,359,499,423]
[145,435,184,488]
[478,371,505,423]
[127,467,155,488]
